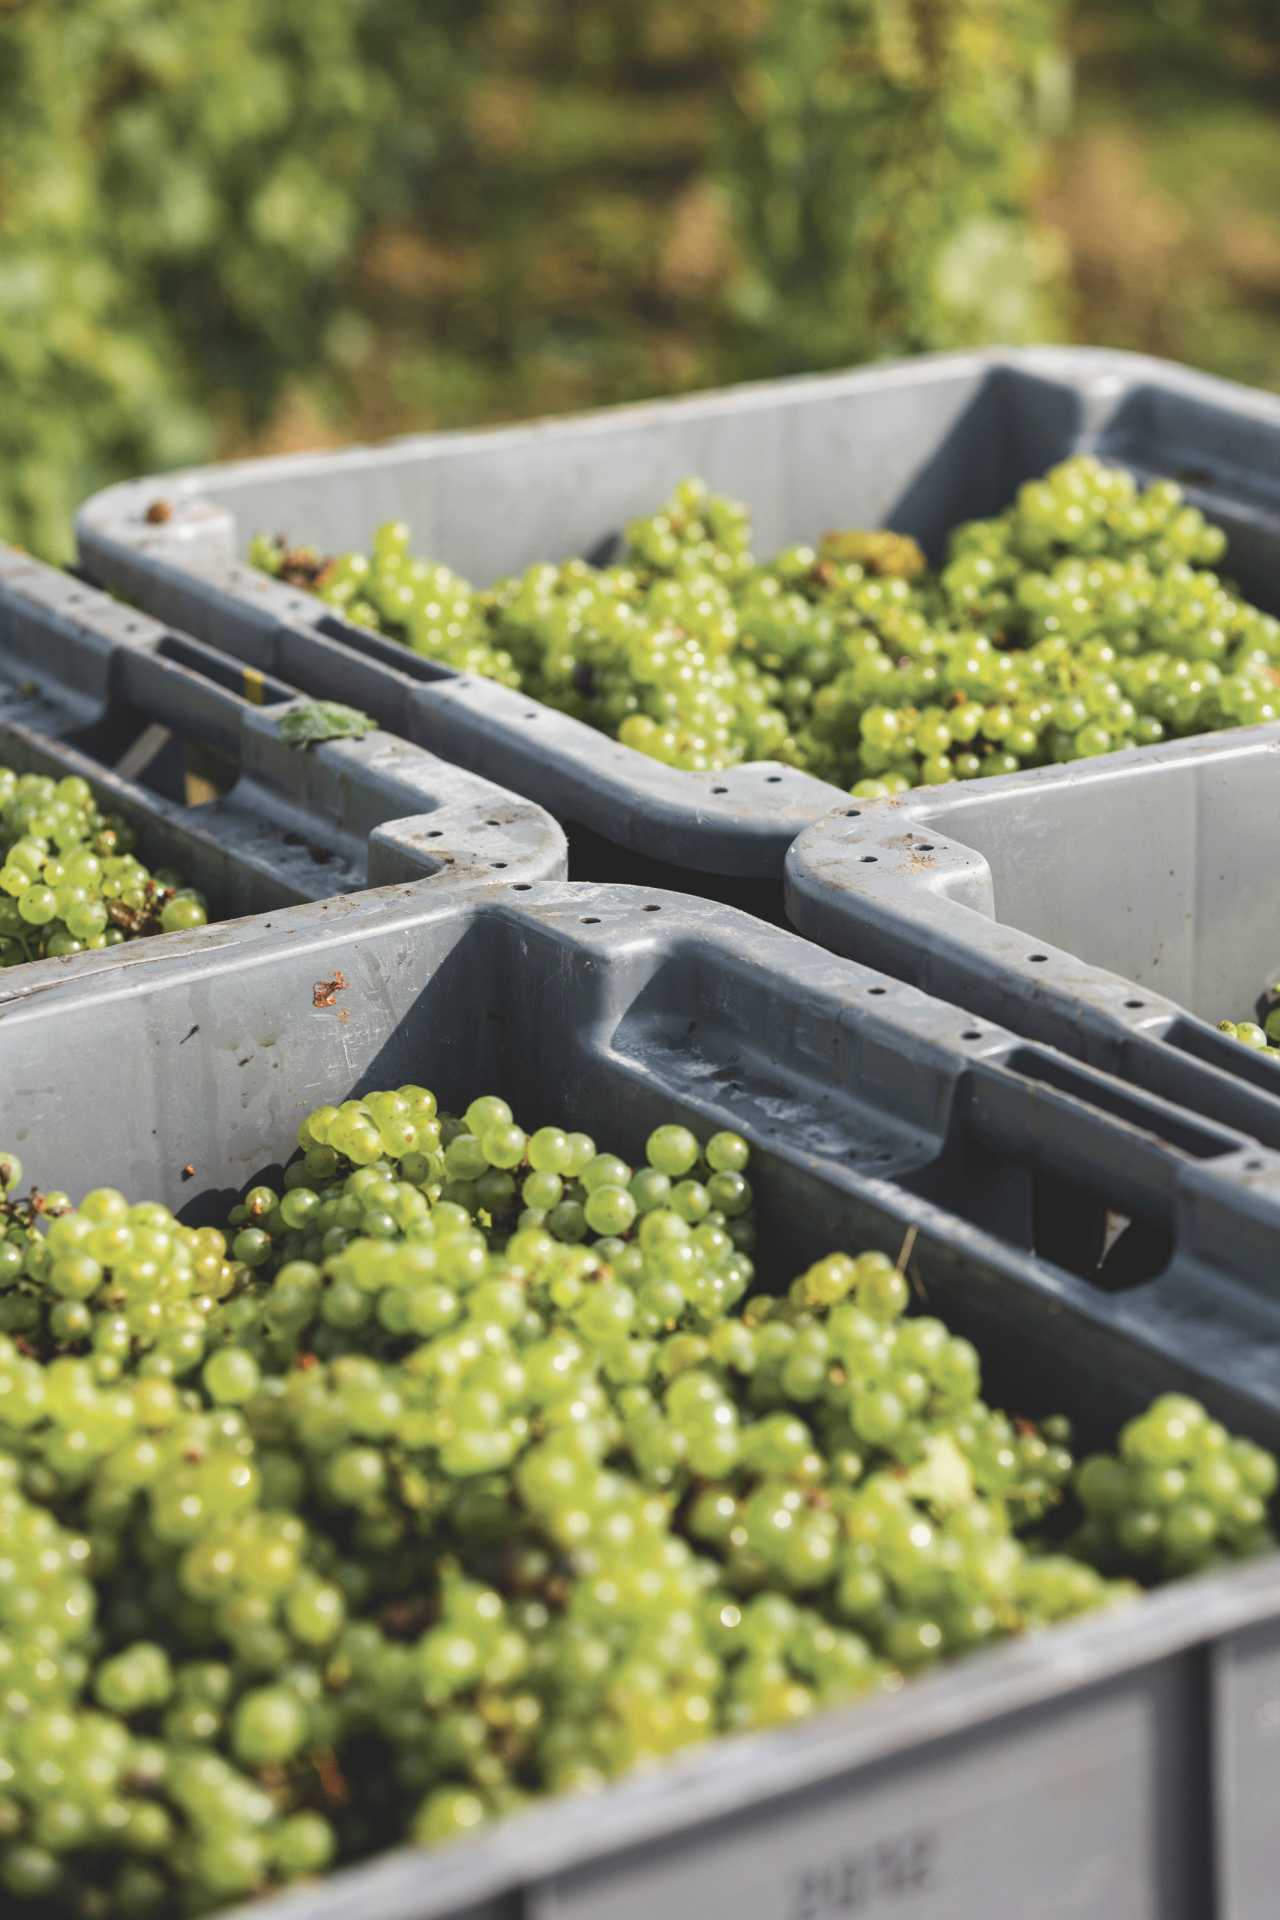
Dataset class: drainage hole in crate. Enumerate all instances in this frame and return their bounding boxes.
[1032,1183,1107,1283]
[844,809,861,818]
[486,820,501,827]
[765,775,782,784]
[1028,953,1048,963]
[524,711,539,720]
[860,856,878,864]
[426,830,443,839]
[868,987,886,996]
[1093,1213,1174,1291]
[491,862,508,870]
[581,917,601,925]
[916,843,935,853]
[643,904,662,912]
[512,883,532,891]
[1124,999,1144,1009]
[1246,1158,1265,1171]
[712,786,728,795]
[962,1030,982,1040]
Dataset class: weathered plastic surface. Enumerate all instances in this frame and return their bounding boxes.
[77,345,1280,904]
[786,725,1280,1152]
[4,881,1280,1919]
[0,550,567,950]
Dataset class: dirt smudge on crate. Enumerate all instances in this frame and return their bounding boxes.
[313,970,349,1009]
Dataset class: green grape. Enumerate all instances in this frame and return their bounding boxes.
[203,1349,261,1406]
[230,1686,308,1766]
[645,1126,700,1178]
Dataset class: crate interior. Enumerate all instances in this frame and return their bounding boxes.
[901,737,1280,1025]
[200,362,1280,614]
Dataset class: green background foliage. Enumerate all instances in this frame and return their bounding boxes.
[0,0,1274,558]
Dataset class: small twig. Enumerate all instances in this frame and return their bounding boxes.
[896,1224,926,1299]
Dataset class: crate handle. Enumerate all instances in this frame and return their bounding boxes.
[967,1046,1252,1228]
[113,635,294,758]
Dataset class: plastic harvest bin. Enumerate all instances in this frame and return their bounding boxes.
[0,548,566,971]
[5,882,1280,1920]
[77,345,1280,916]
[785,725,1280,1153]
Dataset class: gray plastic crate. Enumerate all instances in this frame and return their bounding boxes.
[0,549,566,965]
[5,881,1280,1919]
[785,725,1280,1153]
[77,345,1280,914]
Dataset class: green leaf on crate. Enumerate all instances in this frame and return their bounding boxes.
[278,701,376,748]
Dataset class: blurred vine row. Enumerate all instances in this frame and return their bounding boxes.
[2,0,1241,559]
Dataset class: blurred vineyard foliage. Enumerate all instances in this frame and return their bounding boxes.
[0,0,1274,558]
[0,0,1068,556]
[1047,0,1280,397]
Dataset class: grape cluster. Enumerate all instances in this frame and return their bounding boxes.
[1074,1395,1275,1577]
[1217,986,1280,1055]
[0,1156,242,1378]
[254,457,1280,795]
[0,770,207,969]
[0,1102,1272,1917]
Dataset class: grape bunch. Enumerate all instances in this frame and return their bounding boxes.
[1217,986,1280,1055]
[1075,1395,1275,1577]
[0,769,207,969]
[254,456,1280,796]
[0,1100,1272,1917]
